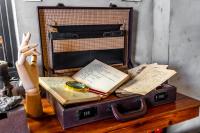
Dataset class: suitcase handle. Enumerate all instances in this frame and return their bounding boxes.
[111,97,147,121]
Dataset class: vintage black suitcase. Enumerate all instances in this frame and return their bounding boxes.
[45,84,176,129]
[38,5,176,129]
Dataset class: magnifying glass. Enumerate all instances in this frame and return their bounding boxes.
[65,81,89,92]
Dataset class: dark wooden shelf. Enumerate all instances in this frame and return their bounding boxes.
[28,93,200,133]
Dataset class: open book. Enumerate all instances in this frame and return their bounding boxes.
[39,59,129,105]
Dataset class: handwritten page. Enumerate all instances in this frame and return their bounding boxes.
[72,59,129,93]
[128,63,168,78]
[116,65,176,95]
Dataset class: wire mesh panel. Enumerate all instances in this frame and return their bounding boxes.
[52,37,124,53]
[38,7,131,75]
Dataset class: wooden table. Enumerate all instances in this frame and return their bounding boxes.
[28,94,200,133]
[0,35,3,44]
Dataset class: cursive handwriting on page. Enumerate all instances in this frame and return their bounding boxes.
[118,66,176,95]
[72,59,128,93]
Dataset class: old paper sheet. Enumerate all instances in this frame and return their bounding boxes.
[116,65,176,95]
[128,63,168,78]
[72,59,129,93]
[39,77,100,105]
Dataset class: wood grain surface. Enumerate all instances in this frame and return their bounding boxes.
[28,93,200,133]
[0,36,3,44]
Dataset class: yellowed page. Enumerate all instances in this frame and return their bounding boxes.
[128,63,168,78]
[116,67,176,95]
[39,77,100,105]
[72,59,129,93]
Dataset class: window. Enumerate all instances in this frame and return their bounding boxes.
[0,0,18,77]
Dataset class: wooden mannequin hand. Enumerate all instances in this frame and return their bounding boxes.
[16,32,40,94]
[16,32,43,117]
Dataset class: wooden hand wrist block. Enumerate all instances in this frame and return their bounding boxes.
[25,92,43,118]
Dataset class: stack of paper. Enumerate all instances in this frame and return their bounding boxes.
[115,64,176,95]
